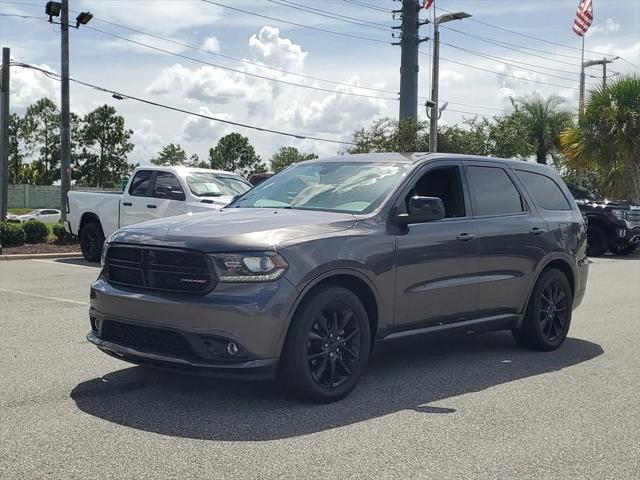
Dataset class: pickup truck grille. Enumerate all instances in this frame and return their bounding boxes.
[629,208,640,228]
[105,245,215,294]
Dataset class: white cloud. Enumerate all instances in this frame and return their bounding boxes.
[180,107,233,142]
[130,119,164,165]
[587,18,621,36]
[249,26,307,71]
[201,36,220,53]
[440,69,465,86]
[10,63,58,108]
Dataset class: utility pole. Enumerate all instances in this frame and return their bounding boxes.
[60,0,71,221]
[581,57,617,114]
[428,11,471,153]
[398,0,420,120]
[0,48,9,221]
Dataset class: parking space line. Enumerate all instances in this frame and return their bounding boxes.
[0,288,89,306]
[31,259,96,270]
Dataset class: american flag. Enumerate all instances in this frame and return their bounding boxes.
[423,0,434,9]
[572,0,593,37]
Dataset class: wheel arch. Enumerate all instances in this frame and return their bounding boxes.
[521,256,576,315]
[79,212,103,235]
[279,269,380,353]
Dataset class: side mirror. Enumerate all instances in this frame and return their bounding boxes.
[396,196,445,225]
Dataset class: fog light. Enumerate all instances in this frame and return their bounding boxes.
[227,342,239,356]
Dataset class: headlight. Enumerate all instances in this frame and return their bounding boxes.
[612,209,630,222]
[100,241,110,269]
[209,252,288,282]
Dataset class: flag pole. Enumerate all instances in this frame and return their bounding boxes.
[579,35,585,117]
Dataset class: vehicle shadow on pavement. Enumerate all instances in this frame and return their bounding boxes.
[71,331,603,441]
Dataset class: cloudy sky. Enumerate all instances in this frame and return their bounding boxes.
[1,0,638,166]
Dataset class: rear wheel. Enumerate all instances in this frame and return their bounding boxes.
[610,241,638,256]
[512,269,573,351]
[80,222,104,262]
[586,225,607,257]
[279,286,371,403]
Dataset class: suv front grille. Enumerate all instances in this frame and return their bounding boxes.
[105,245,215,294]
[629,208,640,228]
[101,321,197,359]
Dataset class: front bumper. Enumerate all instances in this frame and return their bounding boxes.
[89,276,299,378]
[88,331,279,379]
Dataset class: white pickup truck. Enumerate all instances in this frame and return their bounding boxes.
[65,166,251,261]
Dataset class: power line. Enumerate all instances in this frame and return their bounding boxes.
[442,41,599,87]
[84,25,399,101]
[341,0,391,14]
[11,61,356,145]
[1,11,507,116]
[201,0,392,45]
[436,5,639,70]
[265,0,393,31]
[419,50,580,91]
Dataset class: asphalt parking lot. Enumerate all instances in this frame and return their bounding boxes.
[1,254,639,479]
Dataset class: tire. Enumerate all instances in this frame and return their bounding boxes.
[512,269,573,351]
[610,242,638,256]
[586,225,607,257]
[80,221,105,263]
[279,286,371,403]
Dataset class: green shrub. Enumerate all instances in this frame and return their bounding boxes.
[51,222,76,243]
[0,221,26,247]
[23,220,49,243]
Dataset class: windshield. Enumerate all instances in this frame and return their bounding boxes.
[231,161,410,214]
[567,184,596,201]
[186,172,251,197]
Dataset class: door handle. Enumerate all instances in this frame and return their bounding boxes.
[456,233,477,242]
[147,204,157,209]
[122,202,132,206]
[529,227,546,235]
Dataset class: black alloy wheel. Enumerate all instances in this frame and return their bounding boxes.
[512,269,573,351]
[610,241,638,256]
[586,225,607,257]
[538,279,569,342]
[306,306,361,389]
[279,286,371,403]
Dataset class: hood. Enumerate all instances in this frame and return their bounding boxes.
[195,194,235,208]
[109,207,357,252]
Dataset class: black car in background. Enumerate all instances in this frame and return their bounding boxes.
[567,184,640,256]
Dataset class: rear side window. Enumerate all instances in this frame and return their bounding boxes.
[466,166,525,216]
[129,170,153,197]
[517,170,572,211]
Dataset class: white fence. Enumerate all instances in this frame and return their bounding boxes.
[8,184,120,209]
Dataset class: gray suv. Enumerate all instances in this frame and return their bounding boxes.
[89,153,589,402]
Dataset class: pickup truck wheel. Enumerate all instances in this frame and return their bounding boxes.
[586,225,607,257]
[279,286,371,403]
[512,269,572,351]
[610,242,638,256]
[80,222,104,262]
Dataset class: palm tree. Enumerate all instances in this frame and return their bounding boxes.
[561,74,640,202]
[512,93,574,164]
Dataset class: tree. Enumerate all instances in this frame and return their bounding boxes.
[511,92,574,164]
[185,153,210,169]
[208,133,266,175]
[151,143,188,166]
[77,105,134,187]
[270,146,318,171]
[561,74,640,202]
[439,118,491,156]
[348,118,428,153]
[21,98,60,184]
[7,113,30,184]
[488,112,535,159]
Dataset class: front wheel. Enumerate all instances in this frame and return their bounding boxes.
[512,269,573,351]
[586,225,607,257]
[610,242,638,256]
[279,286,371,403]
[80,222,105,262]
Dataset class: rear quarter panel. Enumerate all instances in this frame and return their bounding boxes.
[68,191,122,237]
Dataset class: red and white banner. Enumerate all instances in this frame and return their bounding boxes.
[573,0,593,37]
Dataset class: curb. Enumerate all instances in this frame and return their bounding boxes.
[0,252,83,261]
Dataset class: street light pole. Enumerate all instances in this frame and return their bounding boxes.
[428,11,471,153]
[0,48,9,221]
[60,0,71,221]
